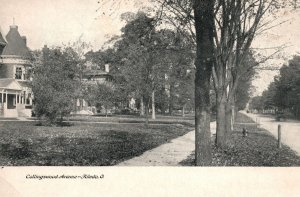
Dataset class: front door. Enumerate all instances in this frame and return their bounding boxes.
[7,94,16,109]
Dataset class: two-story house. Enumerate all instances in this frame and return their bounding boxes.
[0,24,33,117]
[74,62,112,114]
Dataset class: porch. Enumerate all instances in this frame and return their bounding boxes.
[0,90,32,117]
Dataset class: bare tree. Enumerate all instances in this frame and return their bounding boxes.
[211,0,293,147]
[154,0,294,148]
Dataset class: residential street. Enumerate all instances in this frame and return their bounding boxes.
[242,111,300,155]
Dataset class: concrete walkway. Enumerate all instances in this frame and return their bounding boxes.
[118,122,216,166]
[242,111,300,155]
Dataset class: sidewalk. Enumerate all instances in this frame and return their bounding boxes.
[242,111,300,155]
[118,122,216,166]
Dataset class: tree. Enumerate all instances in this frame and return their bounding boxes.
[250,55,300,119]
[113,12,158,123]
[273,56,300,118]
[154,0,293,149]
[83,83,115,116]
[161,30,195,116]
[249,96,264,111]
[109,12,195,121]
[193,0,215,165]
[98,0,296,165]
[235,77,253,111]
[176,70,195,116]
[262,81,277,109]
[62,39,92,112]
[32,46,79,123]
[152,0,216,164]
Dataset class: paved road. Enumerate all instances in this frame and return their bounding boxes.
[242,111,300,155]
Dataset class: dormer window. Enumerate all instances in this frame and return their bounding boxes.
[15,67,22,79]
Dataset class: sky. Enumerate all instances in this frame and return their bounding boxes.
[251,9,300,95]
[0,0,299,95]
[0,0,148,50]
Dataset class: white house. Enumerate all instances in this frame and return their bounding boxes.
[0,24,33,117]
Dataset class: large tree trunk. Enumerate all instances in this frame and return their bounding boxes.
[160,89,166,115]
[215,92,227,148]
[169,83,174,116]
[225,99,235,137]
[140,97,145,116]
[194,0,215,166]
[225,90,236,139]
[145,97,149,127]
[151,90,156,120]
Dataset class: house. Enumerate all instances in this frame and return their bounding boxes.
[82,63,112,84]
[0,24,33,117]
[74,62,112,114]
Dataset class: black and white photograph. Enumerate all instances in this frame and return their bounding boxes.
[0,0,300,196]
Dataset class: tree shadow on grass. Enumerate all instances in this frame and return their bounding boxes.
[0,130,161,166]
[180,130,300,167]
[34,121,73,127]
[0,139,34,160]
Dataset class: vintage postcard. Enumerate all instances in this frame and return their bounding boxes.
[0,0,300,196]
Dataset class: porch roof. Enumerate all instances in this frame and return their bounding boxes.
[0,79,22,91]
[18,81,31,88]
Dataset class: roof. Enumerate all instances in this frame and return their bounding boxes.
[17,81,31,88]
[0,79,15,87]
[0,78,22,91]
[2,25,31,58]
[0,31,6,46]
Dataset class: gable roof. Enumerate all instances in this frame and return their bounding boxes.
[2,25,31,58]
[0,79,22,91]
[0,31,6,46]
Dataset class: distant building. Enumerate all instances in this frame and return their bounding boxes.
[74,62,112,114]
[0,24,33,117]
[82,63,112,84]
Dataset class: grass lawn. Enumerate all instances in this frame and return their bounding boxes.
[0,121,193,166]
[180,112,300,166]
[66,114,195,126]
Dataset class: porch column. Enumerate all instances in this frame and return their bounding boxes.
[0,91,3,116]
[23,92,26,104]
[5,91,7,103]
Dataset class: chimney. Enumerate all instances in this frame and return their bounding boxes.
[22,36,27,45]
[105,64,110,73]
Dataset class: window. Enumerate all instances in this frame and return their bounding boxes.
[15,67,22,80]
